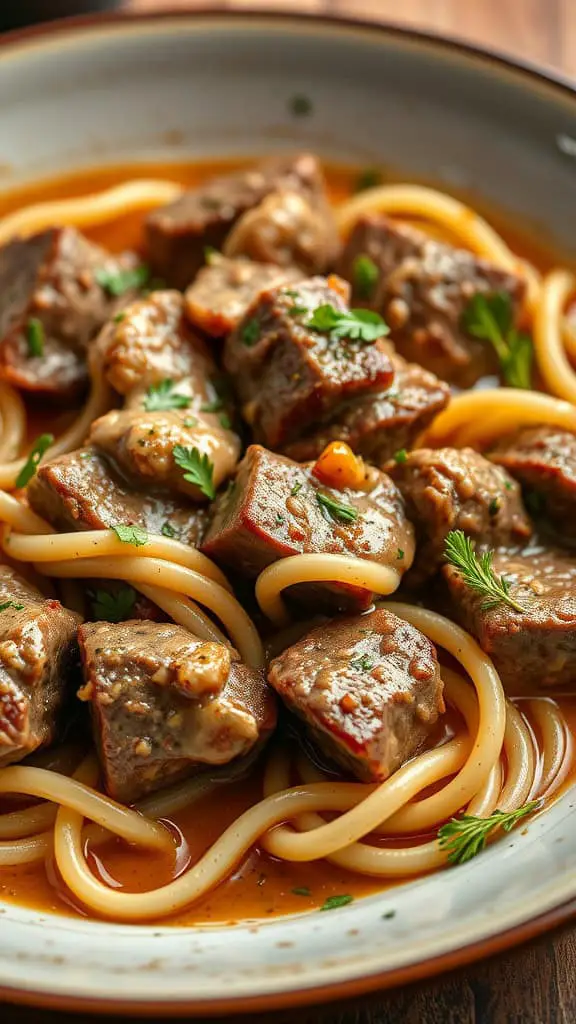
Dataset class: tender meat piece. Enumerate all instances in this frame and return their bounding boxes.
[224,276,394,449]
[27,447,208,546]
[0,227,142,400]
[443,544,576,694]
[388,447,532,583]
[146,153,333,288]
[202,445,414,613]
[78,620,277,802]
[283,353,450,466]
[268,609,444,781]
[0,564,80,766]
[338,215,526,387]
[223,189,339,274]
[91,291,240,501]
[185,256,303,338]
[490,428,576,537]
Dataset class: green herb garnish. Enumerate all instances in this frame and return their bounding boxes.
[95,263,149,297]
[382,910,396,920]
[291,481,303,496]
[173,445,215,499]
[438,801,540,865]
[183,416,198,429]
[489,498,500,516]
[320,894,353,911]
[201,398,224,413]
[461,292,533,389]
[289,94,313,117]
[292,886,311,897]
[26,318,44,357]
[204,246,219,265]
[112,524,148,547]
[354,168,383,193]
[307,304,388,344]
[161,521,177,539]
[90,587,137,623]
[219,412,232,430]
[144,379,190,412]
[113,311,126,324]
[397,548,404,560]
[316,491,359,524]
[444,530,525,613]
[15,433,54,489]
[240,318,261,347]
[0,600,24,612]
[350,654,374,672]
[393,449,408,464]
[352,254,379,300]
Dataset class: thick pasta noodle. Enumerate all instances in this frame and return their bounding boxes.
[0,162,573,924]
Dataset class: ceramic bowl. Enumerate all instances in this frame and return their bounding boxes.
[0,10,576,1017]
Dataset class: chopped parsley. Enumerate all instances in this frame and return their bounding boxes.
[183,416,199,429]
[291,481,303,497]
[382,910,396,920]
[352,254,379,300]
[15,433,54,489]
[90,587,137,623]
[0,600,24,612]
[489,498,500,516]
[291,886,311,897]
[350,654,374,672]
[95,263,149,297]
[26,318,44,357]
[320,894,353,911]
[461,292,533,389]
[393,449,408,464]
[289,94,313,117]
[397,548,404,560]
[354,168,383,192]
[240,318,260,347]
[113,311,126,324]
[316,491,359,524]
[143,379,190,412]
[275,513,285,527]
[219,412,232,430]
[201,398,224,413]
[307,304,388,344]
[112,524,148,547]
[161,521,178,539]
[173,445,215,499]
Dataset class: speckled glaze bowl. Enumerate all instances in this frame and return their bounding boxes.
[1,10,576,1017]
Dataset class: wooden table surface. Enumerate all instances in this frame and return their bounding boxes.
[3,1,576,1022]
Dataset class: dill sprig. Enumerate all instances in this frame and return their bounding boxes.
[438,801,541,865]
[444,529,525,614]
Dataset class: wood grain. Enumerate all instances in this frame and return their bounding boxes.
[3,1,576,1022]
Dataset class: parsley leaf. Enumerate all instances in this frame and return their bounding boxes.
[393,449,408,464]
[461,292,533,389]
[173,445,216,499]
[240,318,260,347]
[352,254,379,300]
[307,304,388,344]
[291,481,303,496]
[320,894,353,911]
[161,521,178,539]
[143,379,190,412]
[15,433,54,489]
[95,263,149,297]
[350,654,374,672]
[89,587,137,623]
[316,491,359,524]
[0,600,24,612]
[292,886,311,897]
[26,318,44,357]
[112,524,148,547]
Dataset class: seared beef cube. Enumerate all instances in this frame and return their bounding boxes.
[339,215,526,387]
[443,544,576,693]
[224,276,394,449]
[202,445,414,613]
[27,447,208,546]
[78,620,277,802]
[223,189,339,274]
[185,256,303,338]
[146,153,332,288]
[0,227,142,400]
[283,353,450,465]
[92,291,240,500]
[388,447,532,583]
[490,428,576,537]
[268,609,444,781]
[0,565,80,766]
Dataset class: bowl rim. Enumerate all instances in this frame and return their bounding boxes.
[0,7,576,1017]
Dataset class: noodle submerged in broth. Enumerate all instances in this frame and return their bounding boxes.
[0,157,574,925]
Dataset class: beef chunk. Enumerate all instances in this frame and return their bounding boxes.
[268,609,444,781]
[27,447,208,546]
[78,620,277,802]
[388,447,532,583]
[338,215,526,387]
[91,291,240,500]
[222,189,339,274]
[146,153,332,288]
[0,565,80,766]
[185,256,303,338]
[443,544,576,694]
[283,353,450,465]
[0,228,142,400]
[490,428,576,538]
[224,276,394,449]
[201,445,414,613]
